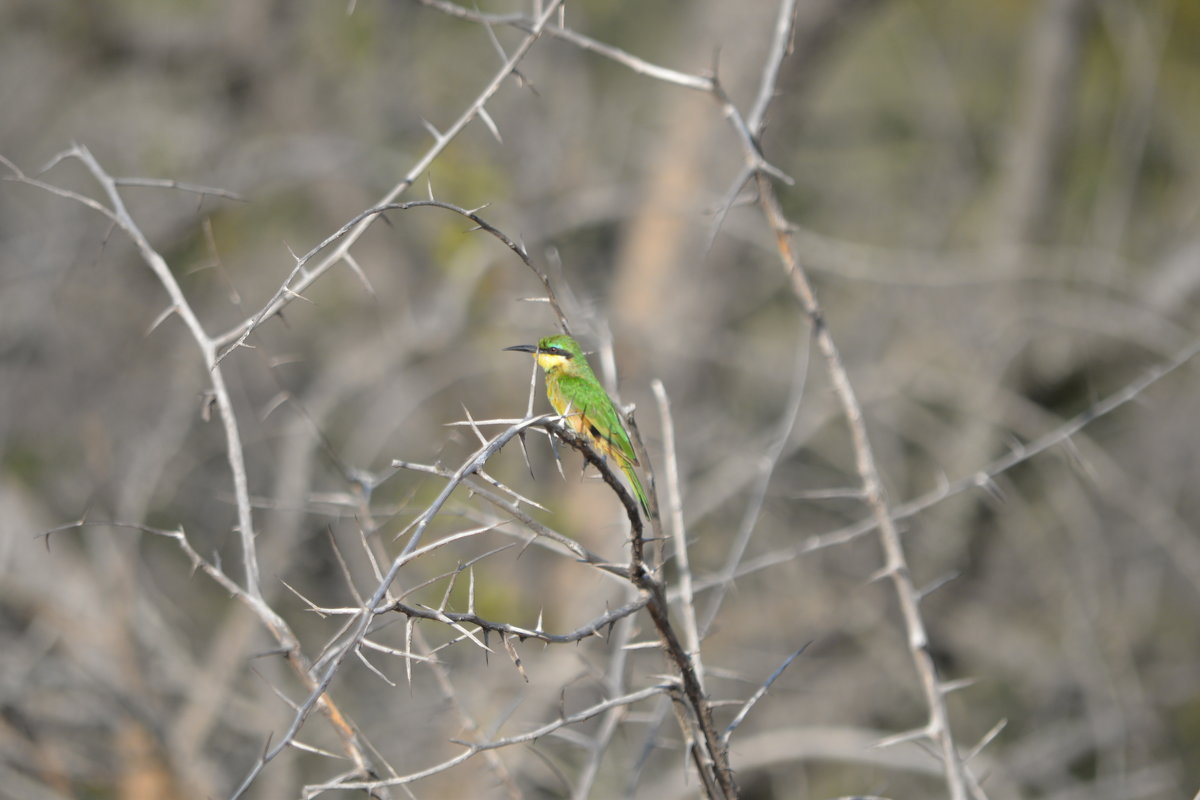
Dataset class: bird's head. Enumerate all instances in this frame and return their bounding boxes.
[503,334,585,375]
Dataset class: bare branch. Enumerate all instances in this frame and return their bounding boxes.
[213,0,568,353]
[651,380,704,688]
[303,684,668,795]
[384,594,650,645]
[721,643,809,746]
[413,0,714,92]
[691,334,1200,590]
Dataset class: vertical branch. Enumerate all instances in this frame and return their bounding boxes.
[651,380,704,690]
[69,145,264,600]
[753,172,972,800]
[551,421,737,798]
[746,0,800,132]
[8,147,385,788]
[697,319,809,639]
[718,0,975,796]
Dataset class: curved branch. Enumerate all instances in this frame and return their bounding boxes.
[213,0,568,354]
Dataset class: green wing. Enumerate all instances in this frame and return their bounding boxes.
[555,374,639,466]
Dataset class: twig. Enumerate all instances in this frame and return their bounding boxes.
[544,417,737,798]
[112,176,245,201]
[412,0,714,92]
[721,643,809,746]
[761,168,973,798]
[572,612,636,800]
[651,380,705,690]
[717,0,972,796]
[747,0,801,132]
[698,314,809,638]
[231,413,558,799]
[212,0,568,355]
[392,459,617,571]
[384,593,649,645]
[303,685,668,795]
[215,198,536,365]
[688,334,1200,591]
[18,145,265,604]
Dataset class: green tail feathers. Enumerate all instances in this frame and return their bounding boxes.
[622,462,651,517]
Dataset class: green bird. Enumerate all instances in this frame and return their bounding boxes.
[504,334,650,517]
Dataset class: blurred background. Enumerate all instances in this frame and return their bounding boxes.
[1,0,1199,798]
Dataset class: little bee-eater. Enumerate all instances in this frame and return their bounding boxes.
[504,334,650,517]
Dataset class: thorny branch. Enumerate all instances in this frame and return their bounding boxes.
[7,5,578,795]
[232,412,559,798]
[303,684,668,796]
[211,0,568,359]
[729,2,975,796]
[689,331,1200,599]
[383,594,651,645]
[14,1,1193,798]
[536,419,738,799]
[418,1,978,795]
[4,146,387,791]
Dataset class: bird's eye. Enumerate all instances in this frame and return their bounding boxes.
[551,347,572,358]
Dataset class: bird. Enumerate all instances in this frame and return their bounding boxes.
[504,334,650,517]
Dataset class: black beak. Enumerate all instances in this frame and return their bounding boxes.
[503,344,539,354]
